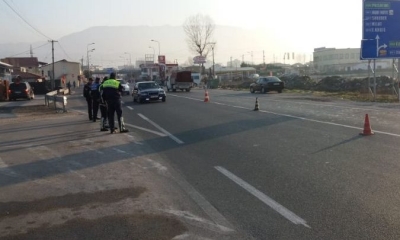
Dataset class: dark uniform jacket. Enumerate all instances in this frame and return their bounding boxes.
[100,79,123,101]
[83,83,92,99]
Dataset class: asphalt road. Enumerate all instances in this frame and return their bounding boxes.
[116,88,400,239]
[2,87,400,239]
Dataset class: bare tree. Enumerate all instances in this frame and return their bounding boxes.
[183,14,216,58]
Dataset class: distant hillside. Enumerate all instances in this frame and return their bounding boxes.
[0,25,283,67]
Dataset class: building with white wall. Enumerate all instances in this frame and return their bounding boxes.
[313,47,392,73]
[40,59,81,86]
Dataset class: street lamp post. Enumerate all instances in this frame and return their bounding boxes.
[209,42,216,79]
[149,46,155,63]
[86,43,95,78]
[124,52,132,81]
[247,51,253,65]
[87,48,95,78]
[149,46,155,79]
[151,39,160,56]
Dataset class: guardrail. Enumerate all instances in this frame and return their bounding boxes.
[44,90,68,113]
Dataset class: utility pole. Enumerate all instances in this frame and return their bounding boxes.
[49,40,58,90]
[263,50,265,66]
[30,45,33,58]
[210,43,216,78]
[230,56,233,68]
[242,54,244,65]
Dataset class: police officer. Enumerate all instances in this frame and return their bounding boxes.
[100,73,128,134]
[83,78,93,120]
[99,76,109,131]
[90,77,101,122]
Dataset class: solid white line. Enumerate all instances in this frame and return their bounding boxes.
[168,94,400,138]
[167,166,235,232]
[74,109,166,136]
[215,166,310,228]
[124,123,166,137]
[127,106,134,110]
[138,113,184,144]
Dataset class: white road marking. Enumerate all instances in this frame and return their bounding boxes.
[73,110,86,114]
[28,146,86,178]
[168,94,400,138]
[113,148,126,154]
[82,139,104,154]
[124,123,166,137]
[126,134,144,145]
[138,113,184,144]
[127,106,134,110]
[167,166,235,232]
[241,95,397,112]
[215,166,310,228]
[165,209,232,235]
[0,157,20,178]
[73,109,167,137]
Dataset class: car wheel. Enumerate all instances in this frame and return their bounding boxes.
[250,87,255,93]
[162,97,166,102]
[278,89,283,93]
[133,96,136,102]
[261,87,265,94]
[193,83,198,87]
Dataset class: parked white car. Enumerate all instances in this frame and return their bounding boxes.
[117,79,130,95]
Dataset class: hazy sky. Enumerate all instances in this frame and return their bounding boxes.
[0,0,362,65]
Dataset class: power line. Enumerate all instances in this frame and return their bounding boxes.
[2,0,52,40]
[8,42,50,57]
[57,42,73,61]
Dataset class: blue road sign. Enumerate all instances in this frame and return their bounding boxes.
[361,39,377,59]
[362,0,400,59]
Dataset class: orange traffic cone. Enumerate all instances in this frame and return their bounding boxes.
[204,90,209,102]
[360,114,374,136]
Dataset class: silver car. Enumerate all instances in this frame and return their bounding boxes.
[117,79,130,95]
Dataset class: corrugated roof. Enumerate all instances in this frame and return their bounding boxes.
[0,61,13,67]
[12,72,43,79]
[1,57,39,68]
[42,59,80,67]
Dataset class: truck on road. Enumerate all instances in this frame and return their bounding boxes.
[166,70,193,92]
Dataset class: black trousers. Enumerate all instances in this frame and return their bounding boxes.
[86,97,92,120]
[92,99,100,121]
[100,102,107,119]
[106,99,122,131]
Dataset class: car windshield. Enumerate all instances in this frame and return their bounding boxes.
[138,82,158,89]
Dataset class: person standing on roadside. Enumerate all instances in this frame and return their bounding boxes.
[83,78,93,120]
[90,77,101,122]
[99,76,109,131]
[100,72,128,134]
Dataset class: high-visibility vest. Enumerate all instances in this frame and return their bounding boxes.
[102,79,120,89]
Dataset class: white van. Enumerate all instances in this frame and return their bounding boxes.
[191,73,201,87]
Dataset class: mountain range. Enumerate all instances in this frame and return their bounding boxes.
[0,25,302,67]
